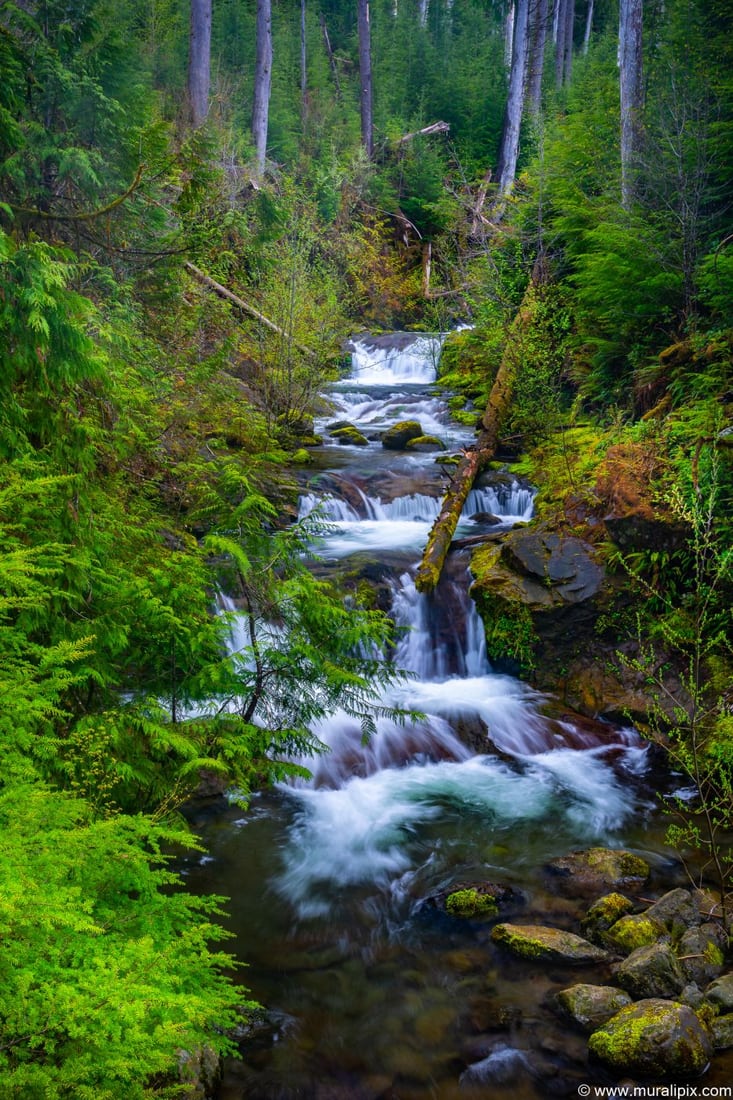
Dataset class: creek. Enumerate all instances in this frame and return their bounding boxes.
[188,333,684,1098]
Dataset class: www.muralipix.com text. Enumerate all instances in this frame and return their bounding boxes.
[577,1085,733,1098]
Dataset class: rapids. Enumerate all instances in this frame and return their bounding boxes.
[189,331,676,1099]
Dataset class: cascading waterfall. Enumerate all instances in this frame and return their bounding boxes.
[197,331,660,1100]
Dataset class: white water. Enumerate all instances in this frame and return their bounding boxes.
[348,333,444,384]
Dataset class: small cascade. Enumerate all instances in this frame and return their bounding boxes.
[347,332,445,385]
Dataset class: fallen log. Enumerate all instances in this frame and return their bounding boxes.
[398,120,451,144]
[414,283,539,593]
[184,261,315,358]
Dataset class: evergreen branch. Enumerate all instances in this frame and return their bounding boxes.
[8,164,146,222]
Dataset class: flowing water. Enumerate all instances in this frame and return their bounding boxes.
[188,333,686,1099]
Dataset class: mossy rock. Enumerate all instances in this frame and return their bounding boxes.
[615,942,687,1000]
[556,984,632,1034]
[713,1013,733,1050]
[588,998,713,1077]
[491,923,609,964]
[330,425,369,446]
[291,448,313,465]
[679,924,727,986]
[435,453,462,465]
[606,913,667,954]
[705,973,733,1012]
[581,893,635,944]
[445,888,498,919]
[546,848,650,896]
[644,888,700,938]
[405,434,445,452]
[381,420,423,450]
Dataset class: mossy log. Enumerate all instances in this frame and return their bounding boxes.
[414,284,537,594]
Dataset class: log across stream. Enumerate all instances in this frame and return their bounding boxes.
[187,332,703,1098]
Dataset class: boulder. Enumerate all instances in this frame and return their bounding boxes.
[645,888,700,937]
[330,425,369,446]
[705,973,733,1012]
[405,434,445,452]
[588,999,713,1077]
[581,893,635,944]
[556,984,632,1033]
[546,848,650,896]
[615,942,687,1000]
[381,420,423,450]
[712,1013,733,1051]
[678,924,727,986]
[491,923,609,965]
[606,913,667,954]
[445,887,498,919]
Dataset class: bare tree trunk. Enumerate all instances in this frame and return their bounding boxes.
[320,15,342,100]
[496,0,530,194]
[504,1,515,69]
[526,0,549,115]
[562,0,574,84]
[582,0,594,52]
[552,0,560,43]
[555,0,567,87]
[358,0,374,157]
[187,0,212,128]
[252,0,273,177]
[619,0,644,208]
[300,0,307,126]
[418,0,429,27]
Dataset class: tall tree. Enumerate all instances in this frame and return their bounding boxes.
[497,0,530,193]
[357,0,374,157]
[583,0,594,52]
[188,0,212,127]
[253,0,273,176]
[505,1,516,69]
[619,0,643,207]
[562,0,575,83]
[527,0,549,114]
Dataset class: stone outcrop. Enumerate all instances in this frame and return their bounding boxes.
[545,848,650,896]
[491,923,609,964]
[588,999,713,1077]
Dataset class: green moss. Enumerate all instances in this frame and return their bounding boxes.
[704,941,725,967]
[330,426,369,446]
[291,448,312,464]
[583,893,634,931]
[405,434,445,450]
[445,888,498,919]
[606,914,665,953]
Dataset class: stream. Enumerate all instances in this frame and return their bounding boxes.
[188,333,687,1099]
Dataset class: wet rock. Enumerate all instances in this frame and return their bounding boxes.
[405,434,445,452]
[679,982,705,1009]
[615,942,687,999]
[606,913,667,954]
[330,425,369,446]
[678,924,727,986]
[445,887,498,919]
[588,998,713,1077]
[712,1013,733,1050]
[381,420,423,450]
[501,531,605,603]
[546,848,650,896]
[491,923,609,964]
[705,973,733,1012]
[645,888,700,937]
[459,1044,531,1087]
[581,893,635,944]
[177,1044,221,1099]
[556,984,632,1033]
[693,887,724,922]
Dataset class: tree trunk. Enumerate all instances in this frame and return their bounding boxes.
[526,0,549,115]
[496,0,530,194]
[504,1,515,70]
[582,0,594,53]
[555,0,566,87]
[300,0,307,126]
[552,0,560,42]
[562,0,574,84]
[418,0,429,27]
[414,281,541,594]
[320,15,342,101]
[252,0,273,177]
[357,0,374,157]
[187,0,212,128]
[619,0,644,208]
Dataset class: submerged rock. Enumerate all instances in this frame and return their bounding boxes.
[615,942,687,999]
[491,923,609,964]
[556,984,632,1033]
[405,434,445,452]
[588,999,713,1077]
[459,1044,531,1087]
[381,419,423,450]
[546,848,650,896]
[330,424,369,446]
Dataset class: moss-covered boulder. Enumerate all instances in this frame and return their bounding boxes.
[645,888,700,937]
[330,425,369,446]
[581,893,635,944]
[712,1013,733,1050]
[556,984,632,1034]
[491,923,609,964]
[705,973,733,1012]
[546,848,650,897]
[291,448,313,464]
[381,420,423,450]
[445,888,498,919]
[405,434,445,452]
[615,942,687,1000]
[588,999,713,1077]
[678,924,727,986]
[606,913,667,954]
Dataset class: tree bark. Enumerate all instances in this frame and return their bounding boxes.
[619,0,644,208]
[357,0,374,157]
[187,0,212,128]
[582,0,594,53]
[526,0,549,115]
[252,0,273,177]
[504,1,515,70]
[300,0,307,126]
[555,0,567,87]
[562,0,574,84]
[414,281,540,594]
[496,0,530,194]
[418,0,429,27]
[552,0,560,42]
